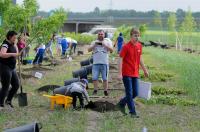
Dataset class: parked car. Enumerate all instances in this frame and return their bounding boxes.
[82,26,116,39]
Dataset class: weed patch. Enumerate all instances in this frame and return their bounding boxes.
[141,70,174,82]
[152,86,186,95]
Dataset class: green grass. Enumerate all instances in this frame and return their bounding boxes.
[0,46,200,131]
[142,30,200,46]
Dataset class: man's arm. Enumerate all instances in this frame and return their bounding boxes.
[140,56,149,78]
[88,42,95,52]
[118,57,123,79]
[103,41,113,52]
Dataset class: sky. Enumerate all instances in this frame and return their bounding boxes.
[17,0,200,12]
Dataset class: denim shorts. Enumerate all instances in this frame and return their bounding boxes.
[92,64,108,81]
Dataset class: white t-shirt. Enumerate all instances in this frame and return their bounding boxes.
[65,37,72,43]
[71,39,77,44]
[90,39,113,65]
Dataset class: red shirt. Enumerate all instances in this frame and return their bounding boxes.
[120,41,142,77]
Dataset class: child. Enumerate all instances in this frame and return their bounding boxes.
[53,79,90,109]
[33,44,46,66]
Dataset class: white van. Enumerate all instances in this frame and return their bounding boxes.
[82,26,116,39]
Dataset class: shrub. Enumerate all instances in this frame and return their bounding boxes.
[152,86,186,95]
[65,32,96,45]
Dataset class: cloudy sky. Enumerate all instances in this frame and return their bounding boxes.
[17,0,199,12]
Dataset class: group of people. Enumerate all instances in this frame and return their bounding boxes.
[0,28,149,118]
[33,33,78,66]
[88,29,149,118]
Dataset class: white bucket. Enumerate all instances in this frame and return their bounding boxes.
[34,72,43,79]
[138,81,152,100]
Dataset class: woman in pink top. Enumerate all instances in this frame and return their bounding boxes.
[17,36,26,62]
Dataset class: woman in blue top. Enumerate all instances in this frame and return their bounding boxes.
[114,33,124,54]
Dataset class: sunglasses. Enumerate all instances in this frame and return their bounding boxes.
[98,34,104,36]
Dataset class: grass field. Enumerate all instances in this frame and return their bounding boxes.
[142,30,200,47]
[0,45,200,132]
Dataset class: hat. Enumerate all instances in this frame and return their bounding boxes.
[81,79,88,85]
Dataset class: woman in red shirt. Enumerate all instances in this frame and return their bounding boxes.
[117,28,149,118]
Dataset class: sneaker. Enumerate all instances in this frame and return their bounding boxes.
[116,102,127,115]
[92,90,97,95]
[104,91,109,96]
[130,113,140,118]
[5,101,14,109]
[0,105,4,111]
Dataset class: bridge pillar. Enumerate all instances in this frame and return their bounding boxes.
[75,23,79,34]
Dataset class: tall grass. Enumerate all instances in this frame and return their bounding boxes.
[144,47,200,103]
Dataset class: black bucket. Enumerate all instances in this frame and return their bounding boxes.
[18,92,28,107]
[4,122,42,132]
[84,65,93,75]
[80,58,93,67]
[64,78,80,86]
[22,60,28,65]
[77,51,84,56]
[72,68,87,79]
[53,85,72,95]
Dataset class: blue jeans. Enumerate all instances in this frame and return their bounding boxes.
[33,53,44,64]
[119,76,139,114]
[92,64,108,81]
[71,43,77,53]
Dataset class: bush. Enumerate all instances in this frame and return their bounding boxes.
[65,32,96,45]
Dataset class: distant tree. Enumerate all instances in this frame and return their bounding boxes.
[167,12,177,31]
[167,12,177,47]
[139,24,148,38]
[176,9,185,18]
[153,11,162,29]
[94,7,100,15]
[180,8,196,33]
[179,8,197,49]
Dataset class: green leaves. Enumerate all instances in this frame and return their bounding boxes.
[167,12,177,32]
[23,0,39,17]
[180,8,196,33]
[32,8,67,44]
[3,5,27,31]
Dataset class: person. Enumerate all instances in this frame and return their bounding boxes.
[70,39,78,54]
[60,35,71,57]
[117,28,149,118]
[23,32,30,58]
[54,79,90,109]
[17,36,26,62]
[0,31,20,110]
[88,30,113,96]
[45,34,55,58]
[33,43,46,66]
[114,32,124,54]
[56,35,62,56]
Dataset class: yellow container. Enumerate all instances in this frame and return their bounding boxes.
[43,94,73,110]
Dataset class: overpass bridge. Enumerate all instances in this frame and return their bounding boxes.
[62,19,104,33]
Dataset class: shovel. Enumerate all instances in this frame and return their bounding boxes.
[17,57,28,107]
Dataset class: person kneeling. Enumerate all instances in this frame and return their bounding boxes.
[54,79,90,109]
[33,44,45,66]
